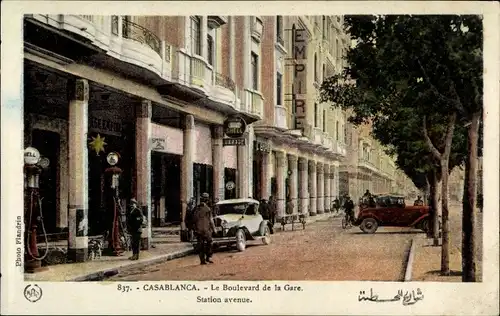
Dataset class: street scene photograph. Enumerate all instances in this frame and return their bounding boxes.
[21,13,483,284]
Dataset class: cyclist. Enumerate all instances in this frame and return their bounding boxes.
[343,195,355,225]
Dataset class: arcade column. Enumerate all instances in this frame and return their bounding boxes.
[181,114,194,230]
[135,100,152,250]
[316,162,324,214]
[260,148,272,200]
[308,160,317,216]
[212,125,224,201]
[298,157,309,215]
[330,165,336,199]
[275,151,286,218]
[237,131,251,198]
[67,78,89,262]
[324,163,331,212]
[288,155,298,214]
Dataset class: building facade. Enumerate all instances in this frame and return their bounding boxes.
[23,14,414,263]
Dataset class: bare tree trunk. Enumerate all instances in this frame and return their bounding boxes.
[429,171,440,246]
[440,158,451,275]
[462,111,480,282]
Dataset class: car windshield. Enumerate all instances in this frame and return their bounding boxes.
[376,196,405,207]
[218,203,250,215]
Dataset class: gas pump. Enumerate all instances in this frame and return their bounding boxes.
[104,152,127,256]
[24,147,50,273]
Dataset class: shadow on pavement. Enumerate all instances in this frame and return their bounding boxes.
[350,231,424,235]
[425,270,462,277]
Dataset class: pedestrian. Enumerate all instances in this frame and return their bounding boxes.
[259,199,270,220]
[268,195,277,226]
[185,197,196,241]
[332,197,340,214]
[192,192,216,265]
[413,195,424,206]
[127,198,144,260]
[343,195,355,224]
[285,197,294,215]
[212,198,220,216]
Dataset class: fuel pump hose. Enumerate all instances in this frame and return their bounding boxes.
[26,191,50,261]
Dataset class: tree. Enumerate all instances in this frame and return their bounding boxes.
[320,15,482,278]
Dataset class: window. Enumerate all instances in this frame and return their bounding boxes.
[207,34,214,66]
[276,72,283,106]
[251,52,259,91]
[190,16,201,56]
[335,121,339,140]
[122,16,132,37]
[314,103,318,127]
[314,53,318,82]
[276,16,284,45]
[322,110,326,132]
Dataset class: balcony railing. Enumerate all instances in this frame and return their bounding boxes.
[122,18,161,55]
[79,15,94,22]
[214,72,235,92]
[250,91,264,117]
[190,56,206,87]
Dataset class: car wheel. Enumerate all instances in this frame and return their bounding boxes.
[262,226,271,245]
[235,229,246,252]
[360,218,378,234]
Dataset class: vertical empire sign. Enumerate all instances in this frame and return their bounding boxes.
[285,26,308,133]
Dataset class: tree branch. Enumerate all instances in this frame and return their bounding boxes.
[417,59,466,114]
[422,115,442,160]
[443,112,457,158]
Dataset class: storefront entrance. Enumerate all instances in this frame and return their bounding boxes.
[151,152,182,225]
[31,129,60,235]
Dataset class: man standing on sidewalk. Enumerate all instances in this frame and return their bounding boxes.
[268,195,277,226]
[192,193,216,265]
[127,198,144,260]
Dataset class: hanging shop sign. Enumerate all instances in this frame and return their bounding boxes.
[223,138,245,146]
[223,115,247,138]
[254,140,271,153]
[151,138,166,151]
[24,147,40,165]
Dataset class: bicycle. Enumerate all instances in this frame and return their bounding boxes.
[341,212,355,229]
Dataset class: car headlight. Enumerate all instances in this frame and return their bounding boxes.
[221,220,228,229]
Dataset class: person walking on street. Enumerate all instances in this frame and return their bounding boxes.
[413,195,424,206]
[343,195,355,224]
[285,197,294,215]
[127,198,144,260]
[259,199,270,220]
[185,197,196,242]
[268,195,277,226]
[332,197,340,214]
[192,193,216,265]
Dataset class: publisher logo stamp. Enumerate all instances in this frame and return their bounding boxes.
[24,284,43,303]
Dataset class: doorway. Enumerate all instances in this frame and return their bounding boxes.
[151,152,182,225]
[31,129,60,234]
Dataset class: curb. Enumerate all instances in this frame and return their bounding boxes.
[71,247,195,281]
[404,237,417,282]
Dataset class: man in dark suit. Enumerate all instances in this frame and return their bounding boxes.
[127,198,144,260]
[192,193,216,265]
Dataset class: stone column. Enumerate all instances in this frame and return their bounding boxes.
[324,164,331,212]
[212,125,224,201]
[237,132,249,198]
[159,157,167,226]
[298,157,309,215]
[317,162,324,214]
[67,78,89,262]
[260,149,272,200]
[330,165,336,200]
[335,166,340,198]
[288,155,298,214]
[135,100,152,250]
[308,160,317,216]
[276,151,287,217]
[181,114,194,230]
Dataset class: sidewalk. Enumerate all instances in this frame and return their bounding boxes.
[411,235,463,282]
[24,242,194,282]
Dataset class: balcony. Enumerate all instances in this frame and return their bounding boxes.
[251,16,263,43]
[274,105,289,129]
[249,90,264,117]
[358,157,377,172]
[212,72,236,106]
[313,127,323,145]
[122,18,161,55]
[189,55,213,94]
[207,16,228,28]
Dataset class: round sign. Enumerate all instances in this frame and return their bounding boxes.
[24,147,40,165]
[225,181,235,191]
[38,157,50,169]
[107,152,119,166]
[223,115,247,138]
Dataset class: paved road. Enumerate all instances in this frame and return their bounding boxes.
[110,217,423,281]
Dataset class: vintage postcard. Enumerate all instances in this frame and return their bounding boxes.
[1,0,499,315]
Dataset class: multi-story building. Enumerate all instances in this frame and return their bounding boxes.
[22,14,414,263]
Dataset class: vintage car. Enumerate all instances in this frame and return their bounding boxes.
[211,198,273,252]
[354,194,431,234]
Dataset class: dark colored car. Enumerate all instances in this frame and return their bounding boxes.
[354,194,431,234]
